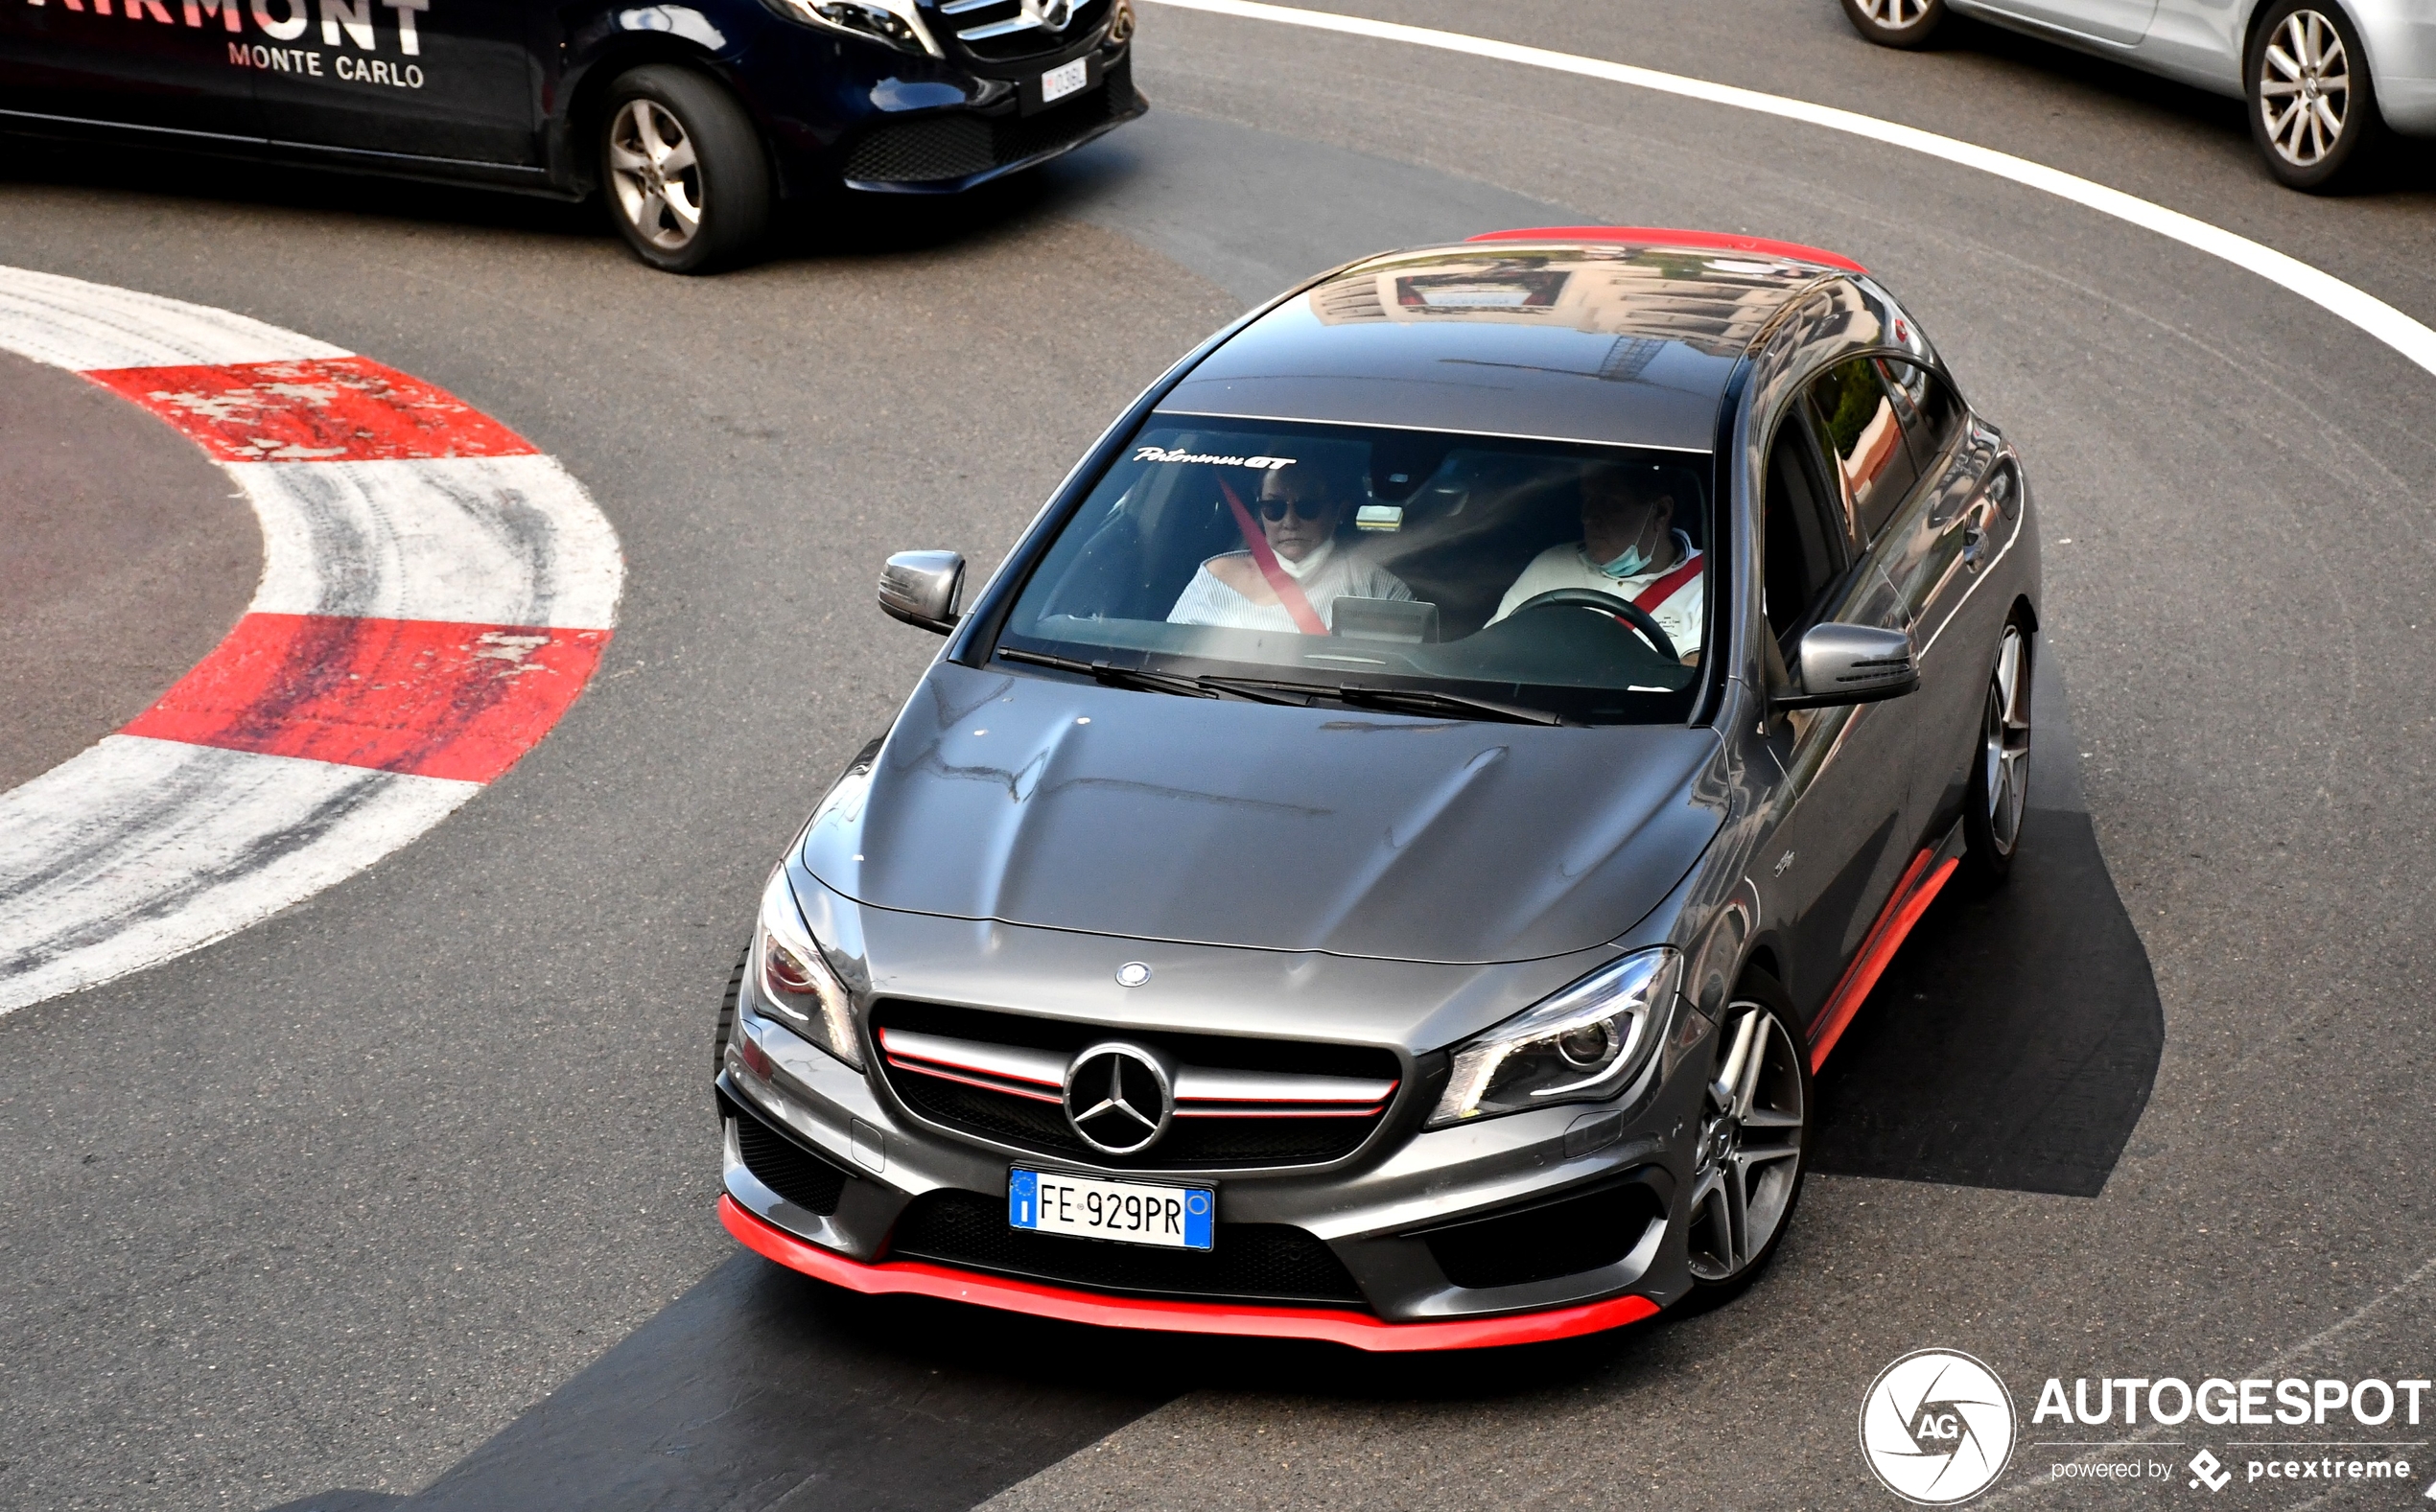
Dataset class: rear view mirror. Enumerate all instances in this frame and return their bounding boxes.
[1776,622,1918,709]
[878,550,965,635]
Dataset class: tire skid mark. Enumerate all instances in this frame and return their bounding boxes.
[236,455,622,627]
[0,740,480,1007]
[0,266,622,1013]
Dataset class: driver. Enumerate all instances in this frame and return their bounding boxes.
[1168,461,1411,632]
[1487,464,1703,663]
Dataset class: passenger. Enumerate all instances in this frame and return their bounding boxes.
[1488,465,1703,663]
[1167,462,1411,632]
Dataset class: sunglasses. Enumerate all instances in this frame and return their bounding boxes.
[1256,496,1330,521]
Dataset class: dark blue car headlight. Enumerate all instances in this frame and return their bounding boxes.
[1428,948,1681,1127]
[761,0,942,57]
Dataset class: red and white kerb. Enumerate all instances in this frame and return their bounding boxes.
[0,267,624,1013]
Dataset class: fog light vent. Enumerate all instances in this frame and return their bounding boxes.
[1421,1176,1664,1291]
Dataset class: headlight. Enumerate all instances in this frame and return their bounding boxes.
[762,0,941,57]
[751,870,863,1069]
[1428,948,1680,1128]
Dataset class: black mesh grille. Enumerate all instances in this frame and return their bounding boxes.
[843,112,994,183]
[733,1101,852,1217]
[890,1189,1365,1305]
[843,59,1136,185]
[1422,1178,1666,1291]
[874,1000,1403,1171]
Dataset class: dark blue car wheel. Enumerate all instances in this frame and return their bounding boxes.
[601,65,775,273]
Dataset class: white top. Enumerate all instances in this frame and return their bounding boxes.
[1167,540,1414,632]
[1488,532,1705,658]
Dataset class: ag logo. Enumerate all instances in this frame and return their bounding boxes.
[1860,1349,2016,1504]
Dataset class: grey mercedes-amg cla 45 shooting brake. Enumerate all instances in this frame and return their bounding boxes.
[714,227,2042,1350]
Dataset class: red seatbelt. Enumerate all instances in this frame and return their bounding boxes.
[1632,550,1703,614]
[1218,478,1329,635]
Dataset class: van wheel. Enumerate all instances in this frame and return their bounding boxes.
[601,66,772,273]
[1838,0,1947,49]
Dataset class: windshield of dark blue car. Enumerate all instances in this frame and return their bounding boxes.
[993,417,1713,725]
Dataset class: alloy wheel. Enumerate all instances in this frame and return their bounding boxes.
[2258,10,2351,168]
[608,99,705,252]
[1858,0,1932,25]
[1981,625,2031,856]
[1685,1007,1806,1283]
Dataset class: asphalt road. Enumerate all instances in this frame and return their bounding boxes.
[3,0,2434,1507]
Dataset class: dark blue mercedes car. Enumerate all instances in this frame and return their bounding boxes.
[0,0,1141,270]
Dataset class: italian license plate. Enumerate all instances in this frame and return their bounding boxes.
[1009,1168,1213,1250]
[1040,58,1089,105]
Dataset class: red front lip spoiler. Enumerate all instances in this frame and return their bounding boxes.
[719,1196,1659,1353]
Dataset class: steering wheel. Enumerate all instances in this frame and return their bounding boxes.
[1509,588,1680,663]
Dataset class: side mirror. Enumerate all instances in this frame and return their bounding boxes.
[1775,622,1918,709]
[878,550,965,635]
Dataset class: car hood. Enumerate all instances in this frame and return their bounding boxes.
[801,661,1724,965]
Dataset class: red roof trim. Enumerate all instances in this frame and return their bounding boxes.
[1464,226,1865,273]
[719,1196,1660,1352]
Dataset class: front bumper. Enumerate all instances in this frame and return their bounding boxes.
[839,49,1145,192]
[720,1194,1660,1350]
[716,969,1714,1346]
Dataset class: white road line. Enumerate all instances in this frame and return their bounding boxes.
[0,265,348,369]
[1142,0,2436,380]
[237,455,624,629]
[0,737,480,1013]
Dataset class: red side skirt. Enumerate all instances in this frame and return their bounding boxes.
[719,1196,1659,1353]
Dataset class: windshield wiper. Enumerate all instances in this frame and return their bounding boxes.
[1197,675,1571,726]
[997,648,1306,705]
[998,650,1569,724]
[1319,685,1571,726]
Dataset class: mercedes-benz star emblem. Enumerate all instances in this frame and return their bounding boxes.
[1115,961,1151,988]
[1063,1042,1172,1154]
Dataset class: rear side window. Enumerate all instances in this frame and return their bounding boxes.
[1762,409,1846,651]
[1878,358,1964,472]
[1806,357,1918,544]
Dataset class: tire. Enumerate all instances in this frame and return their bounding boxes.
[1681,968,1814,1308]
[2246,0,2387,192]
[599,65,773,273]
[1838,0,1947,49]
[1957,620,2031,889]
[714,942,748,1080]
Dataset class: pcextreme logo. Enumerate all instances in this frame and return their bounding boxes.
[1861,1349,2018,1505]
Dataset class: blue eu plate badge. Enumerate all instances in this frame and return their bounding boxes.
[1009,1168,1214,1250]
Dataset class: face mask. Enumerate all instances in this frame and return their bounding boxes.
[1277,538,1335,581]
[1591,512,1664,578]
[1595,543,1651,579]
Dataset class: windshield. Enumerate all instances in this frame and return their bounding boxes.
[995,417,1713,724]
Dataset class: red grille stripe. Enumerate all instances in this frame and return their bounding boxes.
[885,1057,1065,1105]
[1173,1105,1386,1120]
